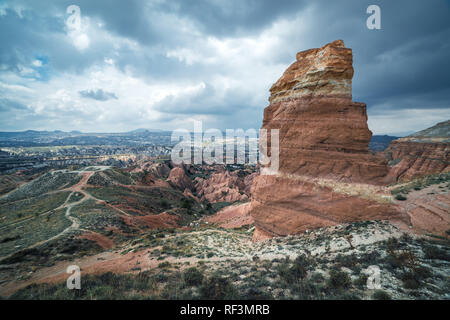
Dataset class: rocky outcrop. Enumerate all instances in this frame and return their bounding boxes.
[194,170,257,203]
[250,40,409,239]
[269,40,353,103]
[394,182,450,237]
[385,120,450,182]
[250,175,406,238]
[131,160,171,178]
[167,167,193,191]
[385,141,449,182]
[262,40,391,184]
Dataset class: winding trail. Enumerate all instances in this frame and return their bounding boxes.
[28,167,134,248]
[0,167,126,255]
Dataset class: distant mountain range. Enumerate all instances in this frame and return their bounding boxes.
[1,121,448,150]
[369,135,398,152]
[409,120,450,139]
[0,129,172,147]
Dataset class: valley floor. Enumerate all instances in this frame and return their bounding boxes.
[0,165,449,300]
[1,220,449,300]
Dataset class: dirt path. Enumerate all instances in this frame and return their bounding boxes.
[1,168,137,257]
[28,169,134,247]
[17,173,96,250]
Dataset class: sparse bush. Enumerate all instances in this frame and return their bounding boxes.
[423,245,450,261]
[354,274,368,287]
[402,277,420,290]
[183,267,203,286]
[290,255,310,280]
[335,292,360,300]
[158,261,171,268]
[372,290,391,300]
[335,253,360,272]
[395,194,407,201]
[244,287,273,300]
[327,270,351,289]
[153,273,168,283]
[278,254,312,283]
[385,255,402,270]
[181,199,193,210]
[200,274,238,300]
[160,199,169,209]
[386,237,400,250]
[310,272,325,283]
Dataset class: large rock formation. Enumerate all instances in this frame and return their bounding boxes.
[194,169,257,203]
[167,166,194,191]
[250,40,408,240]
[385,120,450,182]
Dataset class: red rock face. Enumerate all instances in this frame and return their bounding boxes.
[385,140,450,182]
[250,175,407,237]
[194,170,257,203]
[204,202,253,229]
[131,159,171,178]
[167,167,194,191]
[263,96,391,184]
[250,40,409,239]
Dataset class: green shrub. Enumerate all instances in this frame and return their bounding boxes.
[181,199,193,210]
[354,274,368,287]
[336,293,361,300]
[402,278,420,290]
[160,200,169,209]
[245,287,273,300]
[200,274,238,300]
[327,270,351,289]
[158,261,171,268]
[372,290,391,300]
[183,267,203,287]
[290,255,310,280]
[423,245,450,261]
[395,194,407,201]
[278,255,311,283]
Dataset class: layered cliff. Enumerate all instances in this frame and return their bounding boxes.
[250,40,408,240]
[385,120,450,182]
[262,40,390,184]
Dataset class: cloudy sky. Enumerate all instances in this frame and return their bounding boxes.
[0,0,449,135]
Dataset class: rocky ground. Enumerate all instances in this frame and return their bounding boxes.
[1,220,449,300]
[0,160,448,300]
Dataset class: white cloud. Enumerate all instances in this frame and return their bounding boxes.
[1,1,448,134]
[368,108,450,136]
[32,60,43,67]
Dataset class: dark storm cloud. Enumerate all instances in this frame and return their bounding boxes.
[157,0,309,37]
[0,0,449,134]
[0,98,28,111]
[79,89,118,101]
[153,83,248,115]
